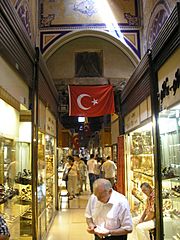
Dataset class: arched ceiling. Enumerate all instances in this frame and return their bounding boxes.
[44,29,140,66]
[45,30,139,93]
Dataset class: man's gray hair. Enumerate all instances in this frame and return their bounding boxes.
[140,182,151,188]
[93,178,112,192]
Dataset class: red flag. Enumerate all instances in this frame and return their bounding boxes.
[68,85,115,117]
[72,134,79,149]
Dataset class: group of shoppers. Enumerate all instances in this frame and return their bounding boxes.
[62,153,117,199]
[87,154,117,193]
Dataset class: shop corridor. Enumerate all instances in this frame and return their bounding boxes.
[47,190,93,240]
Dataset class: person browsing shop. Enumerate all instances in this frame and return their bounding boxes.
[65,156,79,200]
[0,215,10,240]
[73,155,87,193]
[87,154,98,193]
[128,182,155,240]
[101,156,117,187]
[85,178,133,240]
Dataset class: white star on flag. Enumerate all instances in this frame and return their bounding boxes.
[92,98,98,105]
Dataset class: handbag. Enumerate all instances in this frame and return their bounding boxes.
[62,167,71,181]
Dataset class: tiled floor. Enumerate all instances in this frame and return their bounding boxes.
[47,190,93,240]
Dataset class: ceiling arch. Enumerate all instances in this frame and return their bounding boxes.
[43,29,140,67]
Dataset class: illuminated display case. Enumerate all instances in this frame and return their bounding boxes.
[37,132,46,239]
[159,104,180,240]
[125,123,154,216]
[45,134,55,227]
[0,138,32,239]
[112,144,117,162]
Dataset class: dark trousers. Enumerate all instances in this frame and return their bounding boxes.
[95,235,127,240]
[88,173,96,193]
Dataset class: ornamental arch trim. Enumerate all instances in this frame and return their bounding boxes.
[42,30,140,67]
[146,1,171,50]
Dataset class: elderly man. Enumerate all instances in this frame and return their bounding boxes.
[128,182,155,240]
[85,178,132,240]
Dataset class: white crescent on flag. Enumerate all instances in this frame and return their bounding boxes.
[77,94,91,110]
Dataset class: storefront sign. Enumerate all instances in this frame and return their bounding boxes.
[46,109,56,136]
[140,98,150,122]
[38,100,46,131]
[158,48,180,110]
[0,99,19,139]
[124,106,140,132]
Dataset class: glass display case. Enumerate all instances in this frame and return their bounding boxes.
[126,122,155,217]
[103,146,112,159]
[112,144,117,162]
[0,137,32,240]
[45,134,55,227]
[37,132,46,239]
[159,103,180,240]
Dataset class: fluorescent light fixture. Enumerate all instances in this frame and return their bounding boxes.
[78,117,85,122]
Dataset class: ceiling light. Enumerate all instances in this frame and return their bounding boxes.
[78,117,85,122]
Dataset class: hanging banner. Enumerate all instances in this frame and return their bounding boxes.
[68,85,115,117]
[72,134,79,149]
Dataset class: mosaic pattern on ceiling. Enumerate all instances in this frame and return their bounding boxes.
[145,1,172,51]
[12,0,33,39]
[40,0,139,27]
[148,9,168,48]
[73,0,97,17]
[40,0,140,58]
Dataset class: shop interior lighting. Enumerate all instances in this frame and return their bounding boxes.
[78,117,85,122]
[176,110,179,118]
[45,135,50,140]
[63,147,69,150]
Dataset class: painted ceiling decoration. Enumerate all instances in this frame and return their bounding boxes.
[147,1,170,49]
[13,0,33,39]
[39,0,141,58]
[40,29,140,58]
[40,0,139,26]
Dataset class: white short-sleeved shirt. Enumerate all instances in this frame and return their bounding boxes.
[85,190,132,232]
[101,160,117,178]
[87,159,97,174]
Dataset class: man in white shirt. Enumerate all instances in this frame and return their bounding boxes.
[101,156,117,186]
[87,154,98,193]
[85,178,133,240]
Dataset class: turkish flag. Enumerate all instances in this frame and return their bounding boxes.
[72,134,79,149]
[68,85,115,117]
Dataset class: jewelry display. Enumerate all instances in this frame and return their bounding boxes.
[159,104,180,239]
[15,169,32,185]
[126,124,154,217]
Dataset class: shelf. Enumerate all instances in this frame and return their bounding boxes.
[133,170,154,177]
[132,193,144,203]
[162,176,180,181]
[130,154,153,156]
[46,173,54,179]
